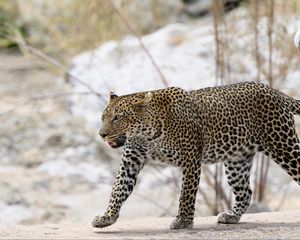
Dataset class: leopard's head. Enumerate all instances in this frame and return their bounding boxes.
[99,91,153,148]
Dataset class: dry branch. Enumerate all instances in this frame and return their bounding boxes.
[108,0,169,88]
[0,91,96,118]
[11,28,105,101]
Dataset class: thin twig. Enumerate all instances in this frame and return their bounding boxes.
[134,191,173,216]
[108,0,169,87]
[205,166,231,210]
[260,0,274,200]
[253,157,259,201]
[273,182,290,211]
[11,28,105,101]
[198,188,212,211]
[212,1,221,86]
[0,91,96,117]
[267,0,274,86]
[221,0,232,84]
[252,0,261,83]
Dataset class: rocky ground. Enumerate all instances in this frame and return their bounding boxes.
[0,211,299,239]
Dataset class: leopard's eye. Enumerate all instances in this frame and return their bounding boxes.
[112,114,122,123]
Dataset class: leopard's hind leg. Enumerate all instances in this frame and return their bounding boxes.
[217,156,253,224]
[261,111,300,185]
[263,124,300,184]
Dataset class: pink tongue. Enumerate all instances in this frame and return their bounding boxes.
[108,141,116,147]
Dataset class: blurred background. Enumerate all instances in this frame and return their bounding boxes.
[0,0,300,225]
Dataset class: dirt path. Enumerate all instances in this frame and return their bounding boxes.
[0,210,299,239]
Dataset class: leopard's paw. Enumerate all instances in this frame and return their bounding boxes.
[217,212,240,224]
[170,217,193,229]
[91,214,118,228]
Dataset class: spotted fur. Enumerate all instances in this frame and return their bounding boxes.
[92,82,300,229]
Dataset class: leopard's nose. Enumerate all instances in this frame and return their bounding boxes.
[99,131,108,139]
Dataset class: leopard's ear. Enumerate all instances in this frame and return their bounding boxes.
[132,92,153,113]
[109,92,118,102]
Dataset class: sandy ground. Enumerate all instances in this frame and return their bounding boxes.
[0,210,299,239]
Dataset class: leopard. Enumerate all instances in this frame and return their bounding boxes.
[91,82,300,229]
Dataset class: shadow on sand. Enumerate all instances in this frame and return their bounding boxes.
[94,221,300,237]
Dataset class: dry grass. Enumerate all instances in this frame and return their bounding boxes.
[196,0,300,215]
[2,0,178,63]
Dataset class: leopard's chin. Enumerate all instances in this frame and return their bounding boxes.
[107,135,126,148]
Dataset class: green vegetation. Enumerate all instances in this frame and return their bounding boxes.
[0,0,23,48]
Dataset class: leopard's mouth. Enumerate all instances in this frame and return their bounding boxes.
[106,134,126,148]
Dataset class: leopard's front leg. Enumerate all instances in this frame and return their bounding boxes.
[170,163,201,229]
[92,145,147,228]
